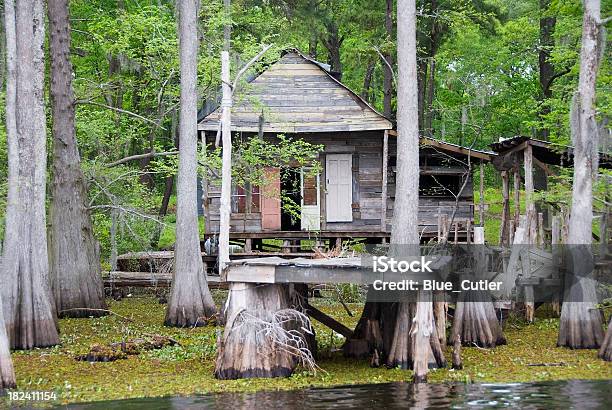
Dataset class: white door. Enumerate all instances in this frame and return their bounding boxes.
[326,154,353,222]
[301,168,320,230]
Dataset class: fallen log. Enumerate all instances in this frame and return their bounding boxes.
[75,334,178,362]
[526,362,567,367]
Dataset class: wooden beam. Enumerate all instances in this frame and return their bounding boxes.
[381,130,389,231]
[389,131,494,161]
[306,303,353,338]
[533,156,556,176]
[209,230,391,239]
[500,140,529,156]
[420,136,494,162]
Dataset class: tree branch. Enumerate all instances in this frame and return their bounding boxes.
[76,100,167,130]
[106,151,178,167]
[232,44,274,91]
[373,45,397,86]
[88,204,165,225]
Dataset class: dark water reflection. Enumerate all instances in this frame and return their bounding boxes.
[63,380,611,409]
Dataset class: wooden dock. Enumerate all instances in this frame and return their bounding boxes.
[222,255,453,284]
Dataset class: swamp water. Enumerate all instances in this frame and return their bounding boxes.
[60,379,611,409]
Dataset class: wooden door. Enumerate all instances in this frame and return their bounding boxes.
[301,168,320,230]
[261,167,281,230]
[326,154,353,222]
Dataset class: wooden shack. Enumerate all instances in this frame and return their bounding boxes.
[198,50,494,249]
[490,136,611,245]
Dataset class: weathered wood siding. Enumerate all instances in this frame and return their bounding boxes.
[204,131,474,235]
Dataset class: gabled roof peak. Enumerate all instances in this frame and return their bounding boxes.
[198,49,392,134]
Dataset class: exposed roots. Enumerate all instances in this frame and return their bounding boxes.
[215,283,318,379]
[451,294,506,348]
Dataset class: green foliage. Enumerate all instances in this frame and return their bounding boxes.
[146,332,217,362]
[0,0,609,264]
[202,134,323,187]
[6,296,612,404]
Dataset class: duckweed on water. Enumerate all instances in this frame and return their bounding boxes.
[4,297,611,406]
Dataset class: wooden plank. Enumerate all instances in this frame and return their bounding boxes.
[222,265,276,283]
[306,304,353,338]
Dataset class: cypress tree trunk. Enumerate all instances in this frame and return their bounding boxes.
[47,0,107,318]
[349,0,445,379]
[0,10,15,365]
[0,293,15,389]
[451,227,505,348]
[1,0,60,350]
[215,283,308,379]
[383,0,394,119]
[557,0,604,349]
[598,318,612,361]
[218,0,232,271]
[2,0,17,259]
[538,0,556,140]
[451,292,506,348]
[165,0,216,326]
[386,0,445,382]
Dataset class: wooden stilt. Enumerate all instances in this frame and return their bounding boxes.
[524,285,535,323]
[513,169,521,231]
[551,215,561,316]
[521,211,535,322]
[437,209,442,243]
[600,211,608,258]
[499,170,510,246]
[282,240,291,254]
[538,212,544,248]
